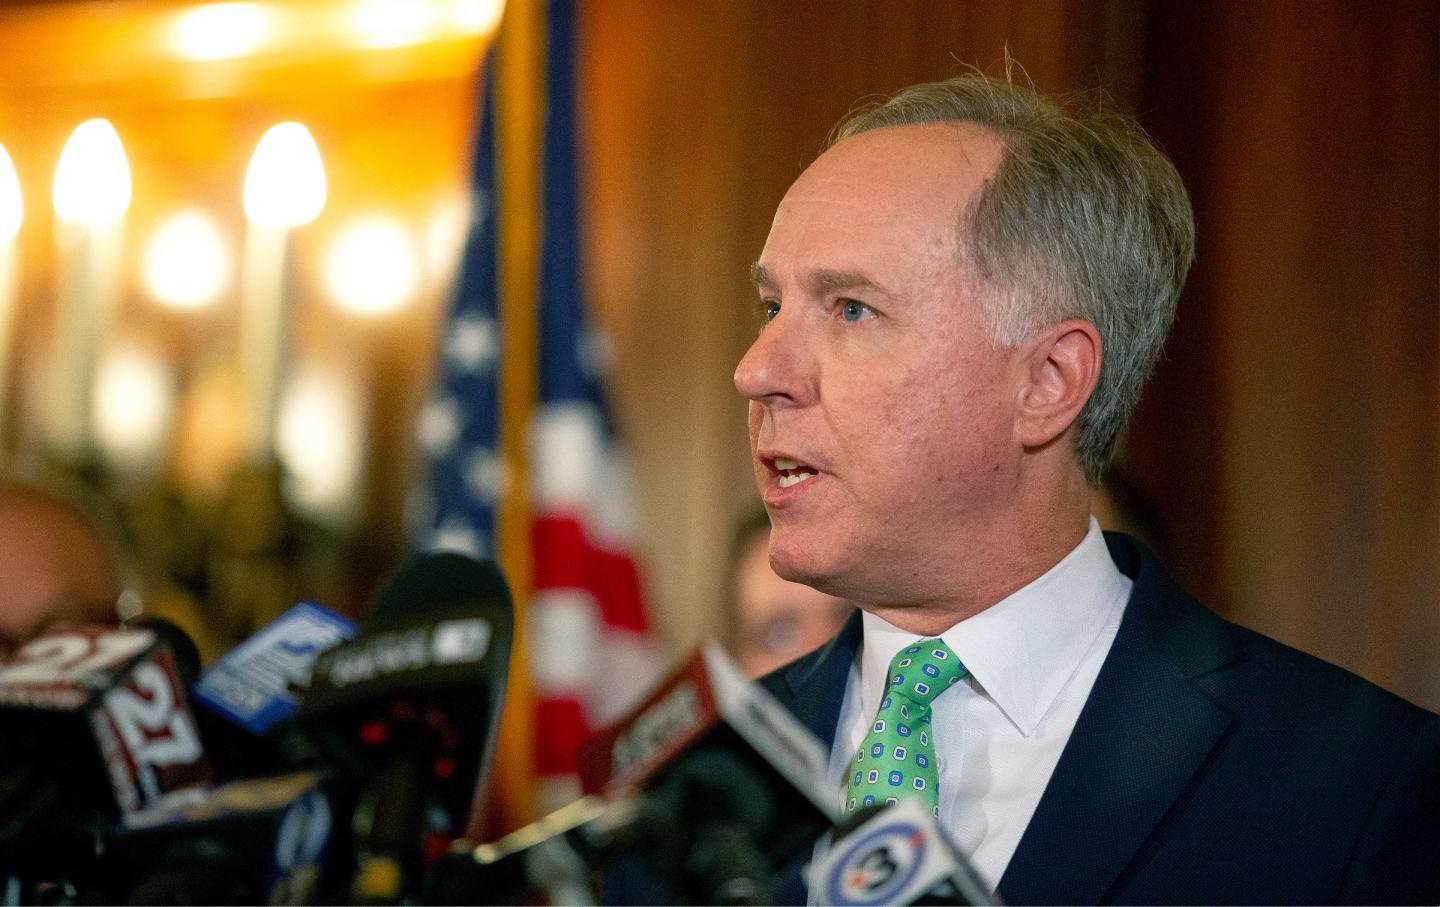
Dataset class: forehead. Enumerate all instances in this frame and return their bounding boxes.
[759,122,1004,286]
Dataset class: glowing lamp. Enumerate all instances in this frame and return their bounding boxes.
[53,119,132,225]
[453,0,505,35]
[145,210,228,310]
[94,345,175,475]
[276,366,363,523]
[171,3,272,60]
[0,144,22,241]
[243,123,326,227]
[349,0,438,48]
[325,216,418,315]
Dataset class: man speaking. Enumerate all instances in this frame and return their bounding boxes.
[735,73,1439,904]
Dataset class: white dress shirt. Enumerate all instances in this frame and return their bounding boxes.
[824,518,1132,892]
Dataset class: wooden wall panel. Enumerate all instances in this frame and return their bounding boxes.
[578,0,754,651]
[1139,0,1439,707]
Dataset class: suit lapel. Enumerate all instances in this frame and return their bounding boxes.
[760,608,864,747]
[757,609,863,905]
[998,535,1238,905]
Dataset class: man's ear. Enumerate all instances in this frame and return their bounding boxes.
[1016,319,1102,448]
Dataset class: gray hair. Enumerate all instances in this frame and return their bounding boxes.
[831,74,1195,484]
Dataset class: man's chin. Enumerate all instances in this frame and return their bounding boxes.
[768,549,846,597]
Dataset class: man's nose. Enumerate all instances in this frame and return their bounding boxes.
[734,314,811,405]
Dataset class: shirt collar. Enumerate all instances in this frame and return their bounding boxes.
[858,518,1129,736]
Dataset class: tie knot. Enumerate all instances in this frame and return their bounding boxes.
[884,638,967,706]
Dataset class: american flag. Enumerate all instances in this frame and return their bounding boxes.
[419,0,661,822]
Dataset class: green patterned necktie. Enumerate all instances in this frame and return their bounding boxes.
[845,638,968,817]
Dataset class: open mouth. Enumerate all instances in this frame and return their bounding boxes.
[773,456,818,489]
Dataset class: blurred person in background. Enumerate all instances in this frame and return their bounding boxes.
[728,510,852,678]
[0,466,223,663]
[0,468,137,657]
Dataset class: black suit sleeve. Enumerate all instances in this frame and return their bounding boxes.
[1338,713,1440,904]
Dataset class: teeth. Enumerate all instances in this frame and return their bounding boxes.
[778,472,815,489]
[774,457,803,471]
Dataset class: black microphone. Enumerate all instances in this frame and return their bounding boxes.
[104,769,336,905]
[808,798,997,905]
[427,643,836,904]
[486,642,836,904]
[293,550,515,904]
[0,622,215,898]
[426,748,781,906]
[102,617,358,904]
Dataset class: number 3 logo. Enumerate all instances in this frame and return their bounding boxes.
[822,819,928,907]
[851,844,899,892]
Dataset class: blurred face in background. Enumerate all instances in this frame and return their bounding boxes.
[733,528,852,678]
[0,487,120,657]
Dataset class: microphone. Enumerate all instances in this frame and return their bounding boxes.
[570,642,836,903]
[293,551,515,903]
[105,769,336,905]
[0,622,214,896]
[0,622,214,812]
[192,601,358,736]
[187,602,358,779]
[427,750,783,906]
[808,798,996,906]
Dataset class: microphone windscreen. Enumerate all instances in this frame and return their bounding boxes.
[133,616,202,684]
[369,552,512,626]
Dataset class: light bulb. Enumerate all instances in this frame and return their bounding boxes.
[276,366,363,523]
[452,0,504,35]
[243,122,326,227]
[145,210,228,309]
[348,0,438,48]
[324,216,418,315]
[53,119,132,225]
[0,144,21,241]
[94,345,174,474]
[171,3,272,60]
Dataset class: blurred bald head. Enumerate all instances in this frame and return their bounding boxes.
[0,480,125,656]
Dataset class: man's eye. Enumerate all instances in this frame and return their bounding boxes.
[763,300,781,322]
[840,299,874,322]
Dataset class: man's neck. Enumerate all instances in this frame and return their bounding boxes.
[858,501,1093,636]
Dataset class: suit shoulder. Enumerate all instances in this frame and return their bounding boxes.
[1208,615,1436,738]
[1110,530,1436,733]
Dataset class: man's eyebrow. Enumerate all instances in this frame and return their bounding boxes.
[807,268,885,295]
[749,264,887,296]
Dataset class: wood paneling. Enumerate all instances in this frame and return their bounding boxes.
[578,0,755,651]
[1139,0,1439,706]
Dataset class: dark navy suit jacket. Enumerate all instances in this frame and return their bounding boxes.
[757,533,1440,905]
